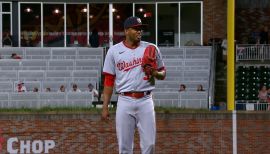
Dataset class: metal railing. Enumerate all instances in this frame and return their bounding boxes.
[0,92,93,108]
[153,91,208,109]
[236,44,270,61]
[236,101,270,111]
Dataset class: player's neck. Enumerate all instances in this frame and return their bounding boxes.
[123,39,140,49]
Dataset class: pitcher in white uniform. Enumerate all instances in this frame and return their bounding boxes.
[102,16,166,154]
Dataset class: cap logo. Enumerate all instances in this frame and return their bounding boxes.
[137,18,142,24]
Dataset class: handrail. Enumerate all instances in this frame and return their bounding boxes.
[208,44,217,109]
[0,92,93,108]
[236,44,270,61]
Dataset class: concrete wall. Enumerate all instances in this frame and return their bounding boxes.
[0,112,269,153]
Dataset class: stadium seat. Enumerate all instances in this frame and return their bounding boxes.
[76,47,104,59]
[159,47,184,59]
[19,70,44,81]
[0,93,9,108]
[48,60,74,70]
[236,86,247,100]
[0,71,18,81]
[20,59,47,70]
[39,92,66,107]
[67,92,93,107]
[25,47,51,59]
[51,48,76,59]
[45,70,72,81]
[0,82,13,92]
[185,47,211,59]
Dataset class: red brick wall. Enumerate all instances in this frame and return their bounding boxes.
[0,112,269,154]
[237,112,270,154]
[203,0,227,45]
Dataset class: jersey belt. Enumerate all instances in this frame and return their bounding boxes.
[119,91,151,99]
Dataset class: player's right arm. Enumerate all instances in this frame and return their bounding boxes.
[101,48,116,121]
[102,73,115,121]
[102,87,112,120]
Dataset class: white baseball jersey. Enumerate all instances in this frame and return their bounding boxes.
[103,41,165,93]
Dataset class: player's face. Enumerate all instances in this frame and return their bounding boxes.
[125,27,143,43]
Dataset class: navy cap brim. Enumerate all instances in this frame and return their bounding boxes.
[125,24,148,29]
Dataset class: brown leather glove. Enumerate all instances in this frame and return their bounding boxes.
[141,45,158,84]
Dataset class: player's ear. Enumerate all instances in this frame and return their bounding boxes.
[124,29,129,35]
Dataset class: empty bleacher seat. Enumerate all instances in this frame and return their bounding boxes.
[159,47,184,59]
[183,71,209,81]
[153,92,180,107]
[0,59,20,70]
[75,59,101,71]
[9,93,39,108]
[184,59,210,70]
[67,92,92,107]
[39,92,66,107]
[48,59,74,70]
[154,81,180,92]
[185,47,211,59]
[0,93,9,108]
[45,70,72,81]
[179,92,208,108]
[72,70,99,82]
[163,59,183,67]
[20,59,47,70]
[51,48,77,59]
[0,71,18,81]
[0,82,13,92]
[24,47,51,59]
[76,47,103,59]
[165,66,183,71]
[18,70,44,81]
[163,59,183,71]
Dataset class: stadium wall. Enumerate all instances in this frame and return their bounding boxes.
[203,0,227,44]
[0,112,269,153]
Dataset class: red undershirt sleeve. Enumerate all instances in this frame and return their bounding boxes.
[103,73,116,87]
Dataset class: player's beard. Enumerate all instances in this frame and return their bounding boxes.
[135,33,142,42]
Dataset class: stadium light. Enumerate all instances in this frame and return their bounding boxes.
[81,8,87,13]
[53,8,61,14]
[24,7,32,13]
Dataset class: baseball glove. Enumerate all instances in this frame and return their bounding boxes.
[141,45,158,84]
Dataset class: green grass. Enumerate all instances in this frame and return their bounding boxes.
[155,107,211,113]
[0,106,215,113]
[0,107,105,114]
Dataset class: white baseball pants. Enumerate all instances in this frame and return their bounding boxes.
[116,95,156,154]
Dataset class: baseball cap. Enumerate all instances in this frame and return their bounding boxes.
[124,16,148,29]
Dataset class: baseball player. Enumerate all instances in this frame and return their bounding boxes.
[102,16,166,154]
